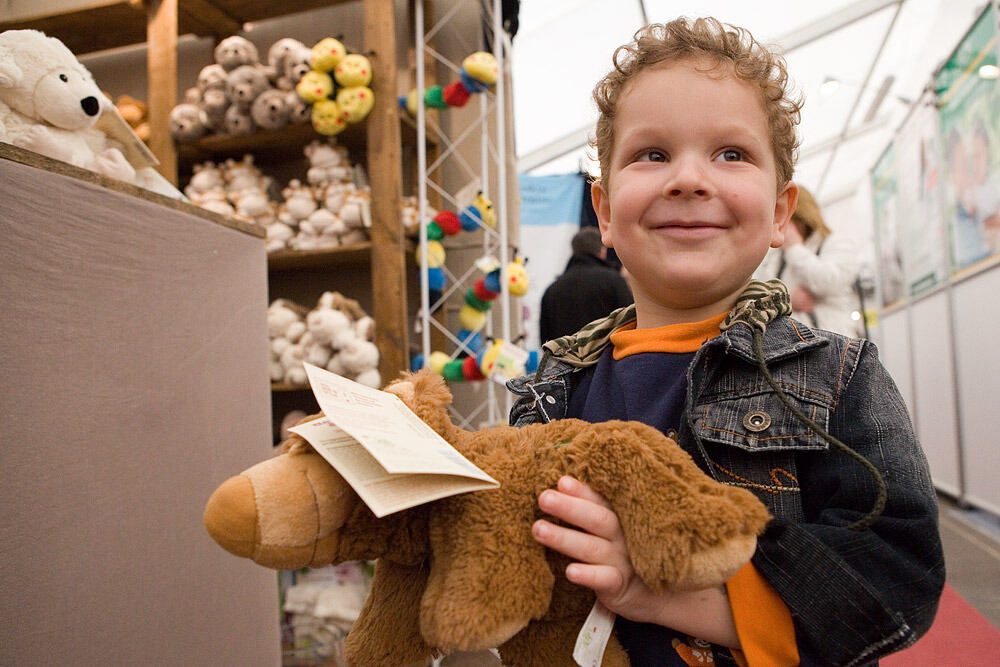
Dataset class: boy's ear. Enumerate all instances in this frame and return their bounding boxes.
[591,180,614,248]
[770,181,798,248]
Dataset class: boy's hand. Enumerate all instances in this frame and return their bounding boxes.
[532,475,665,624]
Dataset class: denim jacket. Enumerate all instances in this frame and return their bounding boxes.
[507,281,944,666]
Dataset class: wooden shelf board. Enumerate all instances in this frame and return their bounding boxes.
[177,119,422,171]
[0,141,264,239]
[271,382,312,392]
[177,123,362,168]
[267,242,373,272]
[0,0,355,55]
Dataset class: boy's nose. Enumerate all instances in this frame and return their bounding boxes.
[662,158,711,198]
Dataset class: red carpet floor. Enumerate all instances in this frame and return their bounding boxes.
[883,584,1000,665]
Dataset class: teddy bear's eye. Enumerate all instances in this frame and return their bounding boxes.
[59,74,69,82]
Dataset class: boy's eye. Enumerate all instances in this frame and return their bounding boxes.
[637,149,667,162]
[714,149,746,162]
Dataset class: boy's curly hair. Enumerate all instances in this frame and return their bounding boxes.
[592,17,802,189]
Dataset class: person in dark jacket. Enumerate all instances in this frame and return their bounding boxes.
[539,226,633,344]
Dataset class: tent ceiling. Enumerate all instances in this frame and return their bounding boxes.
[513,0,988,202]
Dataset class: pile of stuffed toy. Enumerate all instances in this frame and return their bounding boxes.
[170,34,374,142]
[183,139,370,252]
[268,291,380,389]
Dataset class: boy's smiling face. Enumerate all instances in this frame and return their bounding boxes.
[593,58,797,327]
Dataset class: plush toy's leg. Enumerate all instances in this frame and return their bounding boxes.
[419,491,555,651]
[344,559,436,667]
[568,423,771,592]
[497,622,630,667]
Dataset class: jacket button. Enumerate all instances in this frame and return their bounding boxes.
[743,410,772,432]
[545,395,556,404]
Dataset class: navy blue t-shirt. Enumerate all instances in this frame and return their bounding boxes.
[567,345,723,666]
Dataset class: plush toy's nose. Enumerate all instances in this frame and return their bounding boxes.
[204,474,258,559]
[80,96,100,116]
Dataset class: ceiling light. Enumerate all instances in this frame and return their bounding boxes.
[979,64,1000,79]
[820,77,841,97]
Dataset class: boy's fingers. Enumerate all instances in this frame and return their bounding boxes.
[538,488,621,541]
[557,475,613,509]
[566,563,626,595]
[533,519,616,566]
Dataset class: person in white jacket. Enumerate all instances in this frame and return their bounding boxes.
[755,186,863,337]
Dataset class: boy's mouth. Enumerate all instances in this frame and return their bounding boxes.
[651,220,728,239]
[652,220,727,230]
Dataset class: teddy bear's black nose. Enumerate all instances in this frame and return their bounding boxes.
[81,96,100,116]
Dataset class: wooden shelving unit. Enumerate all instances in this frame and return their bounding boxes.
[2,0,411,384]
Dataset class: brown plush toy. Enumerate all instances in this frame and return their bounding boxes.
[204,369,770,666]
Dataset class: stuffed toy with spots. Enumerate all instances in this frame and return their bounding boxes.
[204,369,771,667]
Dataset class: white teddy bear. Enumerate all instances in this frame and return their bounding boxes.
[279,179,318,227]
[295,207,341,250]
[0,30,180,198]
[268,299,307,342]
[267,299,308,385]
[190,188,235,217]
[265,219,295,253]
[184,160,226,199]
[304,139,353,188]
[338,337,381,388]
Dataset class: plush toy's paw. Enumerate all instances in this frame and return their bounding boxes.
[629,482,771,592]
[204,448,355,570]
[15,125,72,162]
[92,147,136,183]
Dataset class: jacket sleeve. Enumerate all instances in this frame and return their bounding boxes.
[751,339,945,665]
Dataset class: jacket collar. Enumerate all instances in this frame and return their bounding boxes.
[538,279,824,371]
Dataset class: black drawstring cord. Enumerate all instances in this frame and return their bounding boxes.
[534,349,551,383]
[751,328,887,531]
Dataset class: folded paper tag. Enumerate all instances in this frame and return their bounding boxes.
[95,105,159,169]
[289,363,498,517]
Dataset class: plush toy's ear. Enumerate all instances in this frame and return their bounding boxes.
[0,59,23,89]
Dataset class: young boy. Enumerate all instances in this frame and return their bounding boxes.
[508,17,944,666]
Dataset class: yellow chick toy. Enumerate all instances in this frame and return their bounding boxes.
[336,86,375,123]
[310,37,346,72]
[311,99,347,136]
[462,52,498,85]
[334,54,373,88]
[296,70,334,104]
[507,258,529,296]
[472,192,496,228]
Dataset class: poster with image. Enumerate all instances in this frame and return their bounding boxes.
[894,95,950,295]
[934,4,1000,272]
[871,144,905,308]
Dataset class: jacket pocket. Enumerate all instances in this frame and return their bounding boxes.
[692,390,831,452]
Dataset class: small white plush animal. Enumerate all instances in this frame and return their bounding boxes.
[304,139,352,187]
[0,29,179,197]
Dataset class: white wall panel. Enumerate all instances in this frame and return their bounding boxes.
[952,266,1000,515]
[909,291,961,495]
